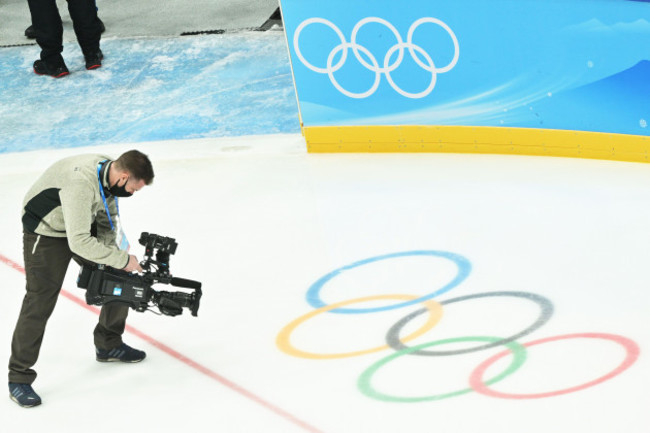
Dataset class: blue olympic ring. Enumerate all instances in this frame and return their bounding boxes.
[306,250,472,314]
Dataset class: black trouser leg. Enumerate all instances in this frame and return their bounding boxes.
[27,0,65,65]
[94,303,129,350]
[66,0,101,56]
[8,232,72,384]
[9,232,131,384]
[70,257,129,351]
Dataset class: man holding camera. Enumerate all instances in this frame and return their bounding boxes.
[8,150,154,408]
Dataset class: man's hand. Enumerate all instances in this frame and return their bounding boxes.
[123,254,143,273]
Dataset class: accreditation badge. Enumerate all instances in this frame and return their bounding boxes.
[114,215,130,252]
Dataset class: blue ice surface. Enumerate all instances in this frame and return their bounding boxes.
[0,32,300,154]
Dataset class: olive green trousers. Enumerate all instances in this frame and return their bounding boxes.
[8,231,129,384]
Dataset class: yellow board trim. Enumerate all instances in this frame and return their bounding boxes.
[304,125,650,163]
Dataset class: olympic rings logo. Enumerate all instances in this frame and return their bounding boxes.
[276,250,640,402]
[293,17,460,99]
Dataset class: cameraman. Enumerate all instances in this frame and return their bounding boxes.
[8,150,154,408]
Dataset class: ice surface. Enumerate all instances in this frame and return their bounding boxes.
[0,32,300,153]
[0,136,649,433]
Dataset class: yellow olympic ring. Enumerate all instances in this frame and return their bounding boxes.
[276,294,443,359]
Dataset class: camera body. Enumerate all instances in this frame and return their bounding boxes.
[77,232,202,317]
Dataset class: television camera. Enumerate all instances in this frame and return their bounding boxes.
[77,232,202,317]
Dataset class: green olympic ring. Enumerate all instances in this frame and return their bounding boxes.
[357,336,527,402]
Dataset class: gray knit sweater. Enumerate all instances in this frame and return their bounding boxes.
[22,154,129,269]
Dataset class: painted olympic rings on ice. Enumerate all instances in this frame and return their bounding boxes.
[469,333,640,399]
[276,295,443,359]
[358,337,527,402]
[360,333,639,402]
[277,250,640,402]
[386,291,553,356]
[306,250,471,314]
[293,17,460,99]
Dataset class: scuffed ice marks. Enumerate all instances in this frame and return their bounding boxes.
[150,55,177,71]
[0,33,300,153]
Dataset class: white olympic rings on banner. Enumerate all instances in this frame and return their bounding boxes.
[293,17,460,99]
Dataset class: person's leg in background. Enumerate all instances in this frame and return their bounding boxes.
[66,0,103,69]
[27,0,69,77]
[25,0,104,39]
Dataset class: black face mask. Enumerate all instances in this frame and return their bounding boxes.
[109,178,133,197]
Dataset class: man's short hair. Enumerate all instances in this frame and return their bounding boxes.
[114,150,154,185]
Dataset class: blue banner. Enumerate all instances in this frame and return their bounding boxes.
[281,0,650,136]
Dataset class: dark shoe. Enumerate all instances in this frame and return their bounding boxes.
[33,60,69,78]
[85,50,103,70]
[8,383,42,408]
[96,343,146,363]
[25,25,36,39]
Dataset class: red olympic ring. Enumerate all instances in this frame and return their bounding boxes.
[469,333,640,399]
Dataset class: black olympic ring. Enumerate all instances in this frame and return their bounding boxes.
[386,291,554,356]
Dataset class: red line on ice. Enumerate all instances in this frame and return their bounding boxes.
[0,253,324,433]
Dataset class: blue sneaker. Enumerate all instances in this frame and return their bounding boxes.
[8,383,41,408]
[96,343,146,363]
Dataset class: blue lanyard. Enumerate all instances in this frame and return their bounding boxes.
[97,160,120,231]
